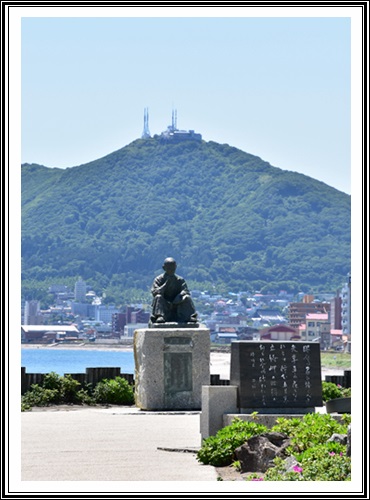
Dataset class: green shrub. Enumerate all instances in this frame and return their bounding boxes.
[21,400,32,412]
[21,373,92,409]
[296,441,346,462]
[42,371,63,391]
[251,415,352,481]
[321,382,343,402]
[341,387,351,398]
[197,412,351,481]
[75,386,96,406]
[21,384,60,407]
[271,412,350,454]
[196,418,268,467]
[59,374,82,404]
[21,374,135,410]
[93,377,134,405]
[261,444,351,481]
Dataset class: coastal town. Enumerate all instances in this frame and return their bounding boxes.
[21,274,351,353]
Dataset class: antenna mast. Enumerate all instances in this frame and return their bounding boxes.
[171,108,178,132]
[141,107,151,139]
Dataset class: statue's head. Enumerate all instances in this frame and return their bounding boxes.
[162,257,177,275]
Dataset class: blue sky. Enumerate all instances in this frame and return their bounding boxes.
[21,14,353,194]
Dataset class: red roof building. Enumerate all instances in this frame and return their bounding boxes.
[260,324,299,341]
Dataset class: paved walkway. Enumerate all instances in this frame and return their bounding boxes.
[21,406,218,482]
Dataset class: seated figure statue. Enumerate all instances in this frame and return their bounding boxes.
[150,257,198,325]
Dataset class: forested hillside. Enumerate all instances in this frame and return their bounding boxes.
[21,137,350,303]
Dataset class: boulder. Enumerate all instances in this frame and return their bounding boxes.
[283,455,300,472]
[235,432,291,473]
[327,433,347,445]
[347,424,351,457]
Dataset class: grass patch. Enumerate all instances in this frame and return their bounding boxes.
[320,352,351,369]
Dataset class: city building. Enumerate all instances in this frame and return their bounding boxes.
[341,275,351,337]
[304,313,329,341]
[48,284,73,302]
[96,305,119,324]
[126,306,150,325]
[74,278,87,303]
[24,300,43,325]
[71,302,97,319]
[21,325,79,343]
[112,307,150,336]
[123,323,149,338]
[214,331,238,344]
[330,329,344,350]
[259,324,299,341]
[254,308,287,325]
[330,291,342,330]
[288,296,330,329]
[112,313,126,335]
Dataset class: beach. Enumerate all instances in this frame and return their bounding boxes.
[21,342,346,380]
[21,342,134,351]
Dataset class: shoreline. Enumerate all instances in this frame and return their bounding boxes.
[21,342,134,351]
[21,343,348,380]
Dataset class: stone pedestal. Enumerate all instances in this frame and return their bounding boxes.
[134,327,210,410]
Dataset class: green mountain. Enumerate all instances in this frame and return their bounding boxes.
[21,137,350,303]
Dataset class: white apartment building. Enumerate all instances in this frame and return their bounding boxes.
[305,313,329,341]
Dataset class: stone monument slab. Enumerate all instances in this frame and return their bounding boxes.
[134,327,210,410]
[230,341,322,412]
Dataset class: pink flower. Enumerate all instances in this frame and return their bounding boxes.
[329,452,336,456]
[252,477,264,481]
[293,465,303,473]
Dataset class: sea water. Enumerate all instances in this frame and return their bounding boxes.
[21,348,135,376]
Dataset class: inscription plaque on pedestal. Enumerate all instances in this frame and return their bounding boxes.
[164,352,193,394]
[230,341,322,412]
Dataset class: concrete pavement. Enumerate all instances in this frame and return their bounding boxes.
[21,406,218,482]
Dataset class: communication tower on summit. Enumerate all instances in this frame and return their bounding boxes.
[140,107,201,142]
[170,108,178,132]
[141,107,151,139]
[160,108,202,142]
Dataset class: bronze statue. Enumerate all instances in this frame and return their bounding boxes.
[150,257,198,325]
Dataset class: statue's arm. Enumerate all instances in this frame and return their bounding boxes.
[180,279,191,296]
[151,276,167,296]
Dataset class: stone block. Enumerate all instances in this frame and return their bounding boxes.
[200,385,238,440]
[134,327,210,410]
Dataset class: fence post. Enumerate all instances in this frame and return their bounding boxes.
[344,370,351,388]
[85,367,122,386]
[21,368,136,393]
[120,373,134,385]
